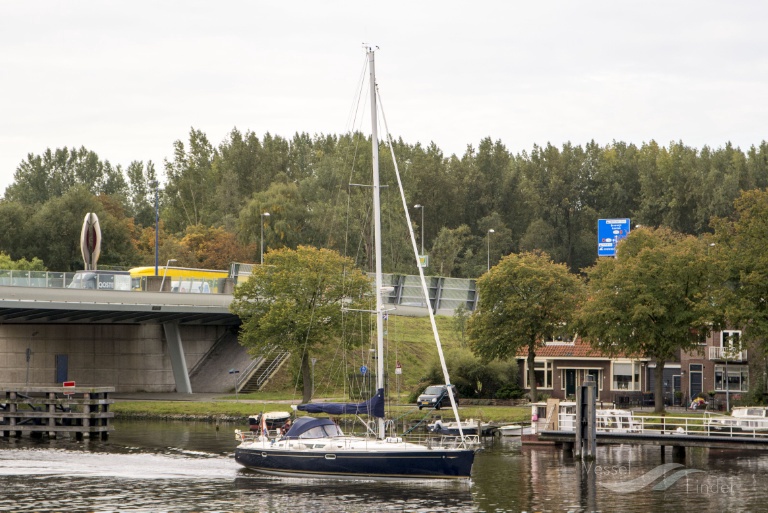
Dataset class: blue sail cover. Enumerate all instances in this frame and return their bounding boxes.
[296,388,385,418]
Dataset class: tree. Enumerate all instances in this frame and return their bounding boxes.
[163,129,216,232]
[230,246,372,402]
[467,250,584,401]
[576,227,714,413]
[0,252,45,270]
[712,189,768,345]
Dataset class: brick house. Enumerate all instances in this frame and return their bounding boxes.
[516,335,651,405]
[679,329,750,409]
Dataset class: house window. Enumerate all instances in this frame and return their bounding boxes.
[560,368,603,392]
[611,361,641,391]
[544,327,575,345]
[714,365,749,392]
[721,330,742,350]
[525,360,553,389]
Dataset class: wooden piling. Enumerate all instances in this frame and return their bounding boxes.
[1,387,114,440]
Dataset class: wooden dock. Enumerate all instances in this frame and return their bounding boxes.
[1,386,114,440]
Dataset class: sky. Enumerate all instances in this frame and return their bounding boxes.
[1,1,767,195]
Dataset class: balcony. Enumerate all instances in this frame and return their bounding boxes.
[709,346,747,362]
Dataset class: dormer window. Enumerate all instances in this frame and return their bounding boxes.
[544,327,575,345]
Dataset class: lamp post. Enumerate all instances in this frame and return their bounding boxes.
[487,229,495,271]
[159,258,177,292]
[311,358,317,398]
[229,368,240,402]
[149,180,159,276]
[414,204,424,255]
[260,212,270,265]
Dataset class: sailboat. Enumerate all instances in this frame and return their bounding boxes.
[233,47,477,480]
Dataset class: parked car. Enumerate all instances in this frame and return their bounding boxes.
[417,385,459,410]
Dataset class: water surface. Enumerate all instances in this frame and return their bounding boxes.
[0,420,765,512]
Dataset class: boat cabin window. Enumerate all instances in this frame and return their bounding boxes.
[298,424,344,438]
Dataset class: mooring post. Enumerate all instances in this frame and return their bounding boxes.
[575,375,597,460]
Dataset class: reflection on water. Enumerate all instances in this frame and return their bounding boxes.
[0,419,767,511]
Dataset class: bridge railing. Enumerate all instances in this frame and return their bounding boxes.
[0,270,77,288]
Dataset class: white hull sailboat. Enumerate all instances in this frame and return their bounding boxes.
[234,47,477,480]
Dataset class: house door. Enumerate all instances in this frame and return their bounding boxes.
[673,375,681,405]
[689,364,703,399]
[565,369,577,397]
[55,354,68,383]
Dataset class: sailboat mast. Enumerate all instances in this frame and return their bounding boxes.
[368,48,386,440]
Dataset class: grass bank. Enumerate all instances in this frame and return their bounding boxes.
[111,399,532,425]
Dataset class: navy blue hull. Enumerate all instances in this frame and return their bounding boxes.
[234,447,475,480]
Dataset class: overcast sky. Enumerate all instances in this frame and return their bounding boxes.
[1,1,766,195]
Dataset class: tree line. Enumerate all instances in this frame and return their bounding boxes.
[1,129,767,276]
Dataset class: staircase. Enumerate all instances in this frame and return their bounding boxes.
[237,349,291,393]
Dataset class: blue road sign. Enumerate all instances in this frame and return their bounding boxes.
[597,218,631,257]
[360,365,368,375]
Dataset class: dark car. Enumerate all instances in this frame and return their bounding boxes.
[417,385,459,410]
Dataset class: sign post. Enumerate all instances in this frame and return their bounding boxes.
[597,219,631,257]
[63,380,76,397]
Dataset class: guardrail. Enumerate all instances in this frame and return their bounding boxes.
[554,411,768,439]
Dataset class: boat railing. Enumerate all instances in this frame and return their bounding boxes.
[437,434,481,447]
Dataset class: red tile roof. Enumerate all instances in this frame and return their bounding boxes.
[517,338,641,359]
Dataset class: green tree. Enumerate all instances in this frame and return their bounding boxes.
[230,246,372,402]
[576,227,713,413]
[467,250,584,401]
[0,252,46,270]
[163,129,216,232]
[6,146,129,205]
[712,189,768,345]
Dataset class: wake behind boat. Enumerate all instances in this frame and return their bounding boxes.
[234,47,476,480]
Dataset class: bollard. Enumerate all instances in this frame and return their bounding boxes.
[575,375,597,460]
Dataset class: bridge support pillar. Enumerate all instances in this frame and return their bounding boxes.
[672,445,686,463]
[163,322,192,394]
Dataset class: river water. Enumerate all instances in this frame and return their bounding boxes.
[1,419,766,512]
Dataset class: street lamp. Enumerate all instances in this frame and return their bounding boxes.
[487,229,495,271]
[311,358,317,398]
[414,204,424,255]
[159,258,177,292]
[260,212,270,265]
[229,368,240,402]
[149,180,159,276]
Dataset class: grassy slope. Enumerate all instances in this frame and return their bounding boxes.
[111,314,537,423]
[258,314,465,401]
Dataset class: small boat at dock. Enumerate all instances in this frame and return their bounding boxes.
[708,406,768,433]
[248,411,291,434]
[498,424,524,436]
[428,418,496,437]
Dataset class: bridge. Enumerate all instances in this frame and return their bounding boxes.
[0,285,243,394]
[0,269,476,394]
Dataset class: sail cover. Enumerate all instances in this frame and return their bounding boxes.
[296,388,385,418]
